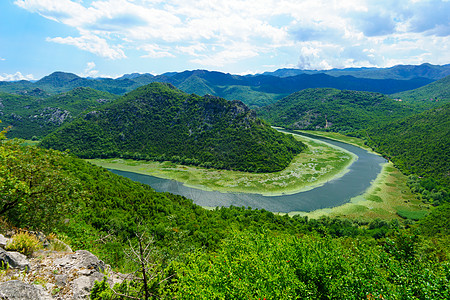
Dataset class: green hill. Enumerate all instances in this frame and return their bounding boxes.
[41,83,305,172]
[391,75,450,109]
[257,88,415,133]
[366,103,450,187]
[0,87,118,139]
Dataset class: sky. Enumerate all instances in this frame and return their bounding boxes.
[0,0,449,80]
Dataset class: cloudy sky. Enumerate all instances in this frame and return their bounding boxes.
[1,0,449,80]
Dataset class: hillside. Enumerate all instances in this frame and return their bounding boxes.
[391,75,450,109]
[366,104,450,187]
[0,69,434,108]
[1,131,449,299]
[257,88,415,133]
[263,63,450,80]
[41,83,305,172]
[0,87,118,139]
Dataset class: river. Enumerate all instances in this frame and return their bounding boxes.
[109,133,386,213]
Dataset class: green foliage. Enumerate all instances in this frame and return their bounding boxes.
[391,75,450,109]
[0,140,82,231]
[258,88,416,133]
[41,83,305,173]
[0,87,118,139]
[168,231,449,299]
[5,232,42,256]
[365,104,450,195]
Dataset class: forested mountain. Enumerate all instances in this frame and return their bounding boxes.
[257,88,415,133]
[366,103,450,187]
[0,87,118,139]
[0,69,434,108]
[263,63,450,80]
[391,75,450,109]
[41,83,305,172]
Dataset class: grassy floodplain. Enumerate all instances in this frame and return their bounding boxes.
[88,132,355,196]
[289,131,429,221]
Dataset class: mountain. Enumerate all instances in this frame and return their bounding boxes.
[41,83,305,172]
[366,103,450,187]
[0,69,434,108]
[257,88,416,133]
[390,75,450,109]
[0,87,118,139]
[263,63,450,80]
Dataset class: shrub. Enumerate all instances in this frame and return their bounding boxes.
[5,232,42,256]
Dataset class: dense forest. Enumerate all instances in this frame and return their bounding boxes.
[1,126,449,299]
[257,88,416,133]
[365,104,450,206]
[391,75,450,109]
[0,87,118,139]
[40,83,305,172]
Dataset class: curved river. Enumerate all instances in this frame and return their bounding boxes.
[110,133,386,213]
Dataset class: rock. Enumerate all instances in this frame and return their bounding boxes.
[54,250,106,273]
[72,272,104,300]
[0,234,8,248]
[55,274,68,287]
[0,249,30,272]
[0,280,52,300]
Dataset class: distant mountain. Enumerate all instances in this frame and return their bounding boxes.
[0,69,434,108]
[0,87,118,139]
[41,83,305,172]
[257,88,416,133]
[366,103,450,187]
[263,63,450,80]
[391,75,450,109]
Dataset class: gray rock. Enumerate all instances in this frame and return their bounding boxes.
[55,274,68,287]
[54,250,105,273]
[0,249,30,272]
[72,272,104,300]
[0,234,8,248]
[0,280,52,300]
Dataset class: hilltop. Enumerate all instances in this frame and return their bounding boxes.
[41,82,305,172]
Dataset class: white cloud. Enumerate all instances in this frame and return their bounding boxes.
[0,57,5,61]
[47,32,126,59]
[81,61,99,77]
[0,72,35,81]
[14,0,450,70]
[139,44,175,58]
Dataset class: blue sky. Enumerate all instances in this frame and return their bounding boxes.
[1,0,449,80]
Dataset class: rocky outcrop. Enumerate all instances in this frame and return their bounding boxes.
[0,280,52,300]
[0,249,124,299]
[0,248,30,272]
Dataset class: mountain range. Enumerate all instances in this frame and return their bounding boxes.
[1,64,445,108]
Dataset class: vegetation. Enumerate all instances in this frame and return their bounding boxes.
[258,88,416,133]
[391,75,450,109]
[365,104,450,206]
[5,232,42,256]
[41,83,305,173]
[0,70,434,108]
[88,133,354,196]
[0,133,448,299]
[0,87,118,139]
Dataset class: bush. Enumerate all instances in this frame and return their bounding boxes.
[5,232,42,256]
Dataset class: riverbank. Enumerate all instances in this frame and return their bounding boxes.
[88,132,355,196]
